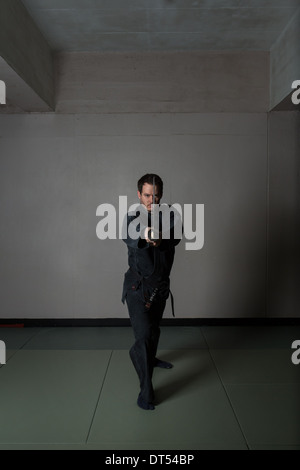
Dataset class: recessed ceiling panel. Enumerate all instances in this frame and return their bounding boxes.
[21,0,300,52]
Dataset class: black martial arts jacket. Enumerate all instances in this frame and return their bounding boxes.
[121,207,182,311]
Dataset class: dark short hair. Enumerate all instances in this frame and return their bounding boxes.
[137,174,163,197]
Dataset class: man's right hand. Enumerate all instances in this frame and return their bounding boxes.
[144,227,161,247]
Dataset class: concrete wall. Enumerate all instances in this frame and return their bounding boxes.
[270,8,300,109]
[268,111,300,317]
[0,56,52,113]
[0,112,269,319]
[0,51,298,320]
[0,0,54,110]
[55,51,269,114]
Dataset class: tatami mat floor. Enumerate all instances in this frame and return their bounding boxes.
[0,325,299,450]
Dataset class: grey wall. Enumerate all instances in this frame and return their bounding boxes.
[55,51,269,113]
[268,111,300,317]
[0,51,299,320]
[0,112,267,319]
[270,8,300,109]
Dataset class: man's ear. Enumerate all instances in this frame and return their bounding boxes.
[137,191,141,199]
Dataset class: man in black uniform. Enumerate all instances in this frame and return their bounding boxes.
[122,174,181,410]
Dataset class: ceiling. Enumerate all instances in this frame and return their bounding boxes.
[21,0,300,53]
[1,1,299,113]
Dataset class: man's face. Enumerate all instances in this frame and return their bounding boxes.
[138,183,161,212]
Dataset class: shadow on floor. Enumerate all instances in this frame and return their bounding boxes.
[155,349,212,404]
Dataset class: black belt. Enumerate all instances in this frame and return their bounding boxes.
[131,269,175,317]
[169,288,175,318]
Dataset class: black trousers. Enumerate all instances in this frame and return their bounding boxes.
[125,288,166,404]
